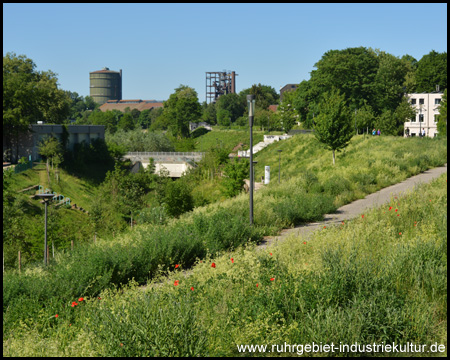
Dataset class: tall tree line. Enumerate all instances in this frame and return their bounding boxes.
[290,47,446,134]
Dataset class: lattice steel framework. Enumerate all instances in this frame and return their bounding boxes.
[206,71,237,104]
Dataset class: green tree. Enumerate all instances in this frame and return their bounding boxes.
[217,108,232,127]
[277,90,298,133]
[137,109,152,129]
[239,83,279,110]
[84,96,97,111]
[437,89,447,137]
[162,85,202,138]
[355,102,376,134]
[3,52,70,161]
[163,180,194,218]
[254,109,272,131]
[201,101,217,124]
[88,110,118,133]
[313,89,353,165]
[415,50,447,92]
[215,93,246,123]
[373,51,410,112]
[220,158,250,198]
[118,112,135,131]
[105,128,174,152]
[292,80,319,128]
[393,97,416,136]
[401,54,418,93]
[375,110,396,136]
[309,47,379,112]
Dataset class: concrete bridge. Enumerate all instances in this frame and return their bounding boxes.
[124,152,205,178]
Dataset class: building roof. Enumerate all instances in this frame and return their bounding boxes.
[268,105,279,112]
[407,91,444,95]
[280,84,298,93]
[99,99,164,112]
[90,67,121,74]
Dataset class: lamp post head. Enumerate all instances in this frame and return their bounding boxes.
[36,193,54,202]
[247,94,256,118]
[277,149,282,153]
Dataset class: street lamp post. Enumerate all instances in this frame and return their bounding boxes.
[277,149,282,184]
[253,161,258,192]
[35,192,55,265]
[247,94,256,225]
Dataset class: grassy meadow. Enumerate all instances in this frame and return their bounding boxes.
[3,173,447,356]
[193,128,282,153]
[3,134,447,356]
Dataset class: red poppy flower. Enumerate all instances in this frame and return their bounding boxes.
[394,196,397,199]
[71,302,78,307]
[98,297,101,300]
[397,214,400,217]
[69,324,71,326]
[270,278,275,281]
[256,283,259,287]
[269,253,272,256]
[190,287,194,291]
[175,264,179,269]
[341,221,344,225]
[361,215,364,218]
[78,297,84,302]
[389,207,392,211]
[174,280,179,286]
[395,209,398,212]
[211,263,216,268]
[323,226,326,229]
[120,343,123,347]
[55,314,59,318]
[230,258,234,263]
[303,242,307,245]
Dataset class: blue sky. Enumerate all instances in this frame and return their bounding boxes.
[3,3,447,103]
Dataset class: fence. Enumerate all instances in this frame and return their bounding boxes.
[125,151,205,162]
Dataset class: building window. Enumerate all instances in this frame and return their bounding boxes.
[411,115,416,122]
[419,98,424,105]
[435,98,441,105]
[411,133,416,137]
[410,98,416,105]
[419,114,424,122]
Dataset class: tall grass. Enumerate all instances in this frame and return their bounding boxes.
[3,174,446,356]
[3,135,446,345]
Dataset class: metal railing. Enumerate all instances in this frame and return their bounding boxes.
[124,152,205,161]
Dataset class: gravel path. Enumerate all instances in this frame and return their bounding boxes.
[257,164,447,249]
[142,164,447,290]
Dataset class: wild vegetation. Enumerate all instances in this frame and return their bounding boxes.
[3,135,446,346]
[3,173,446,356]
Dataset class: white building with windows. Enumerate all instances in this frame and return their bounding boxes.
[404,87,444,138]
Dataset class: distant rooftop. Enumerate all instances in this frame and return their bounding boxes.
[99,99,164,112]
